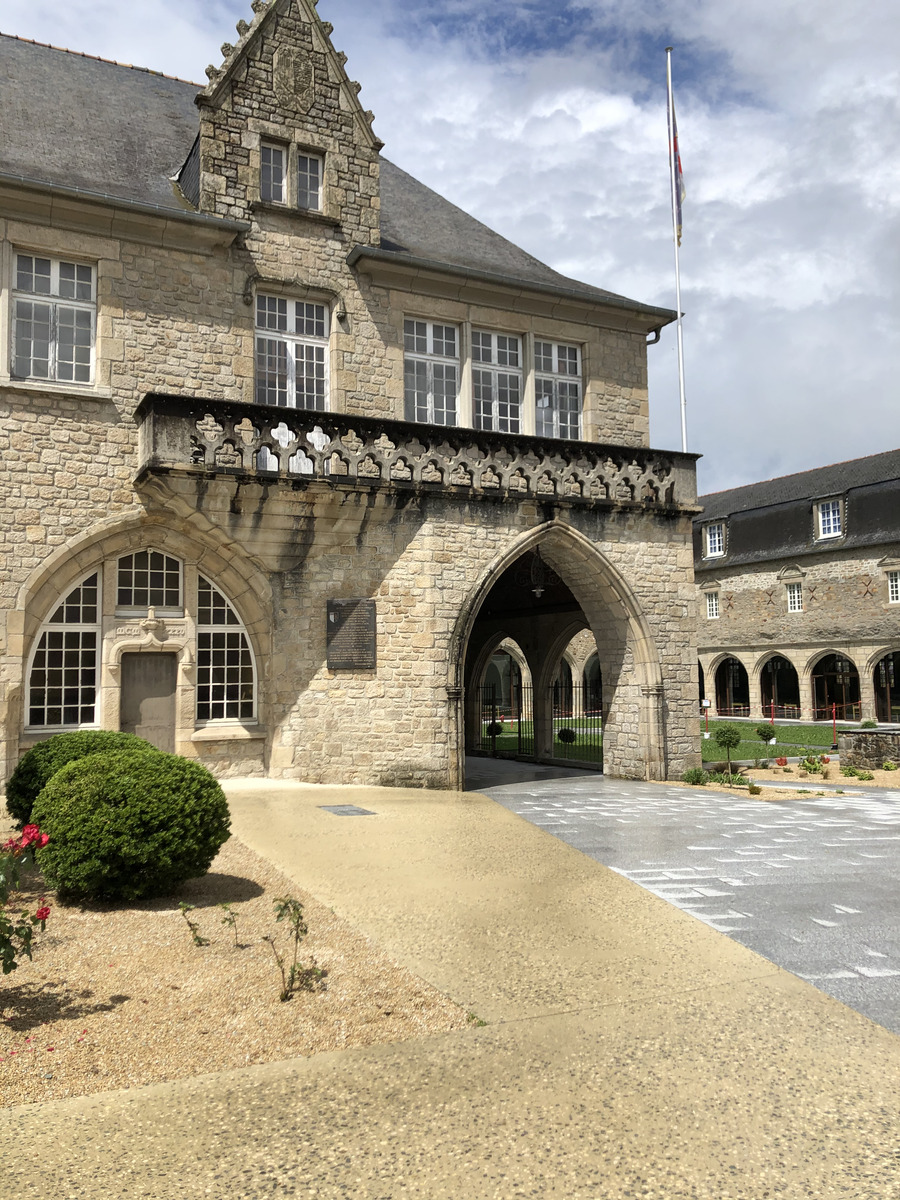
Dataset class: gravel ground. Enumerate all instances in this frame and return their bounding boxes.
[0,826,470,1108]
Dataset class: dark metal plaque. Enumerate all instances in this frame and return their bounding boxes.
[326,599,376,671]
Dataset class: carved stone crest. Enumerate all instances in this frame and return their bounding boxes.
[273,46,314,112]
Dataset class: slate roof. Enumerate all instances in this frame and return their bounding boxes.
[698,449,900,518]
[695,449,900,569]
[0,32,670,316]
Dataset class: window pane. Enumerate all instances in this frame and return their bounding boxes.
[255,336,290,406]
[404,320,428,354]
[256,295,288,332]
[261,143,285,203]
[404,358,429,422]
[295,343,327,410]
[298,154,322,210]
[29,630,97,727]
[296,303,327,338]
[13,300,52,378]
[117,552,181,608]
[472,332,492,363]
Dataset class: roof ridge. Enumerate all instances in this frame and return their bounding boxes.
[699,447,900,502]
[0,30,203,88]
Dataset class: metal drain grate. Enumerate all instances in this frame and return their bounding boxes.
[318,805,376,817]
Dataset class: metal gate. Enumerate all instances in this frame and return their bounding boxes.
[552,682,603,765]
[474,683,535,757]
[473,682,602,767]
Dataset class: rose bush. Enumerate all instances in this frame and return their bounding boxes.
[0,825,51,975]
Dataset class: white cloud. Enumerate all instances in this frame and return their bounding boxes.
[2,0,898,494]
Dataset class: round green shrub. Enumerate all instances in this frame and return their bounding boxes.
[557,727,577,744]
[32,750,231,902]
[6,730,159,827]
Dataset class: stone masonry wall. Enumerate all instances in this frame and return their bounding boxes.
[696,545,900,721]
[838,731,900,769]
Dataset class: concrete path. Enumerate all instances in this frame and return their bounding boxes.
[3,779,900,1198]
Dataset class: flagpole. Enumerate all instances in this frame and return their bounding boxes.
[666,46,688,454]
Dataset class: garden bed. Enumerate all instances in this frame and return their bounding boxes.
[0,823,470,1108]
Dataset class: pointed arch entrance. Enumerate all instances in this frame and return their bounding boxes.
[452,521,666,782]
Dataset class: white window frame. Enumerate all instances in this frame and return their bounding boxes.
[255,294,330,411]
[25,570,101,731]
[259,143,323,213]
[786,581,803,613]
[196,575,258,724]
[11,252,96,385]
[534,340,582,440]
[706,591,720,620]
[404,319,460,426]
[704,523,725,558]
[297,153,324,212]
[116,550,184,617]
[888,570,900,604]
[25,560,259,733]
[260,141,287,204]
[472,330,523,434]
[816,498,843,540]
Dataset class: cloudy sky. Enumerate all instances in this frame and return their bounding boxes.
[3,0,898,494]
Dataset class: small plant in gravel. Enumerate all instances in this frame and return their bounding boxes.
[841,764,874,780]
[681,767,707,786]
[263,896,327,1002]
[178,901,210,947]
[0,825,51,975]
[748,783,762,796]
[775,757,789,767]
[220,902,241,949]
[883,760,898,771]
[713,724,742,774]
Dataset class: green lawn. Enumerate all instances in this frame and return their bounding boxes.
[701,718,855,762]
[481,717,603,764]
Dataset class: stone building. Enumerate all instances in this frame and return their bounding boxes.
[0,0,701,789]
[695,450,900,724]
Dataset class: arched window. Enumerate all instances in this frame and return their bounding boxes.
[28,572,100,728]
[26,555,257,732]
[196,576,256,722]
[117,550,182,612]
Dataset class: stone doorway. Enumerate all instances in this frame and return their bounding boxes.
[459,527,663,778]
[120,653,177,753]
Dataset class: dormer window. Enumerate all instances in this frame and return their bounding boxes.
[816,498,843,540]
[259,142,323,212]
[703,522,725,558]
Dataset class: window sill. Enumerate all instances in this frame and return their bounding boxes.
[191,725,266,742]
[0,377,113,402]
[250,201,341,228]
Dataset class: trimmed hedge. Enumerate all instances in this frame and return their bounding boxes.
[32,750,231,902]
[6,730,159,827]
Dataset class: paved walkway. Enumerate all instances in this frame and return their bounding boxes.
[4,778,900,1197]
[474,760,900,1035]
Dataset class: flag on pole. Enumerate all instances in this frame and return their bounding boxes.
[667,95,685,246]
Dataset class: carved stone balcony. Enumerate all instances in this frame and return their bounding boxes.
[135,394,699,512]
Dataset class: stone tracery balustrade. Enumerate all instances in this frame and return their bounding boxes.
[136,394,699,511]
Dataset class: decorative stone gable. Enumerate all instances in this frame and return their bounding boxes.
[195,0,381,246]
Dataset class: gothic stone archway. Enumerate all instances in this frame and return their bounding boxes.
[455,522,674,781]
